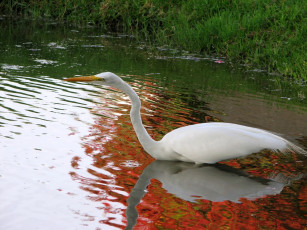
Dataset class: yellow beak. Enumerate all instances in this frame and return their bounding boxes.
[64,75,101,82]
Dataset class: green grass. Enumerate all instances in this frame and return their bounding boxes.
[1,0,306,80]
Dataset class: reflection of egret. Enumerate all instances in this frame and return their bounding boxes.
[64,72,306,164]
[125,160,298,230]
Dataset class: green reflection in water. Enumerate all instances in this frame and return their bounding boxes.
[1,19,306,110]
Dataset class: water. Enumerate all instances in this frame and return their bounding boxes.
[0,19,306,230]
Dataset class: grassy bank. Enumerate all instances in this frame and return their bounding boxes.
[1,0,306,80]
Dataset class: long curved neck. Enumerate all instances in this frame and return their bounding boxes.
[116,81,157,153]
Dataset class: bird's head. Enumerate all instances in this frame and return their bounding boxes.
[64,72,123,87]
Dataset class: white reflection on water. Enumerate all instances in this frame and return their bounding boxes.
[34,59,58,65]
[1,64,24,70]
[0,75,125,229]
[125,160,303,230]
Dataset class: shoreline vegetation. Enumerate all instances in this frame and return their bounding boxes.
[0,0,306,80]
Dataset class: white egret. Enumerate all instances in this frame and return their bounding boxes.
[64,72,306,164]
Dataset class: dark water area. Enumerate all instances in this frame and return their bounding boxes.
[0,19,306,229]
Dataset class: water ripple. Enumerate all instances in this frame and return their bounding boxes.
[1,20,306,229]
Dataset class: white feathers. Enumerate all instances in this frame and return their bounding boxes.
[159,123,290,163]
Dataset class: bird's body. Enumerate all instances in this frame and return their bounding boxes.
[158,122,287,163]
[64,72,305,164]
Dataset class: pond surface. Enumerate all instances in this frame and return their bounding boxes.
[0,19,306,230]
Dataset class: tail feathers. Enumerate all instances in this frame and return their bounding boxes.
[268,131,306,155]
[285,141,307,155]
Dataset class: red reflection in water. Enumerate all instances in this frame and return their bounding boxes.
[70,79,306,229]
